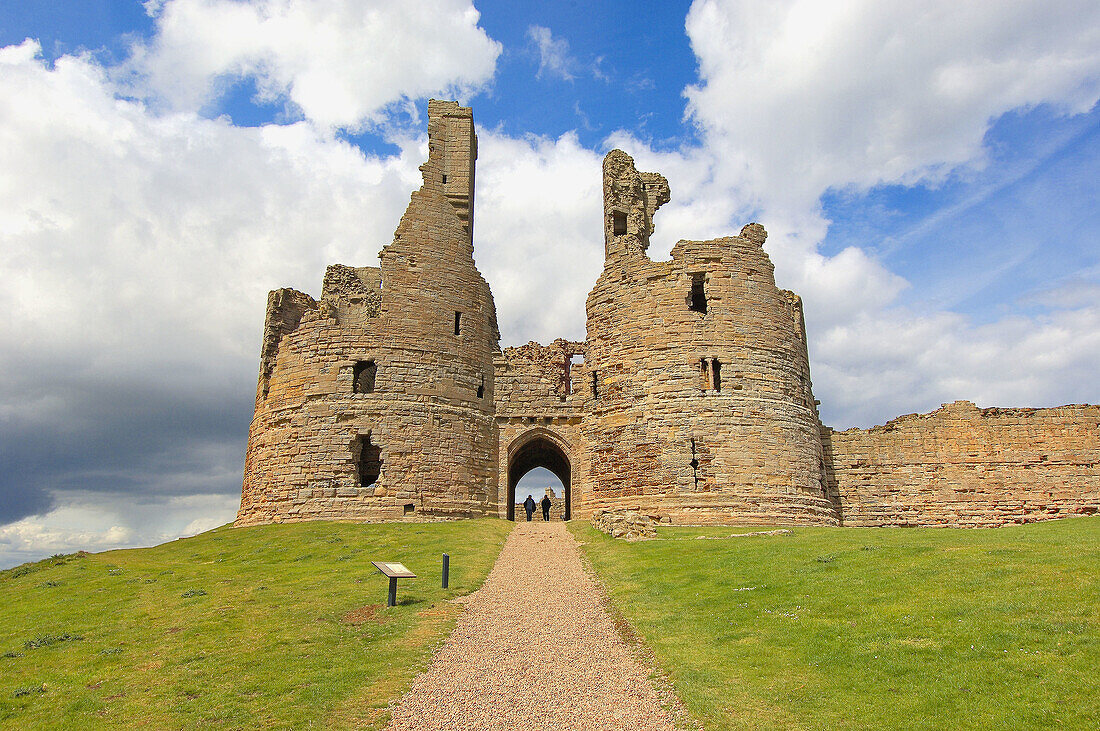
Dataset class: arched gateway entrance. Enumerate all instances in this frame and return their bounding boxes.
[506,430,571,521]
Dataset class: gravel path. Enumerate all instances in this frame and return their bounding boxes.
[385,521,679,731]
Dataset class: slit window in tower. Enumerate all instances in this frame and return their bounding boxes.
[454,311,462,335]
[712,359,722,392]
[353,360,377,394]
[700,358,709,390]
[612,210,627,235]
[591,371,599,399]
[355,435,382,487]
[442,174,448,184]
[690,437,700,490]
[690,273,707,313]
[477,375,485,399]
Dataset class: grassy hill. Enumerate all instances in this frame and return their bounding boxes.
[0,519,511,728]
[575,517,1100,730]
[7,515,1097,729]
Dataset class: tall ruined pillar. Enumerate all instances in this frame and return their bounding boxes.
[237,100,500,525]
[580,150,837,525]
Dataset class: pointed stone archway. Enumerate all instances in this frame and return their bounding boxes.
[506,428,572,521]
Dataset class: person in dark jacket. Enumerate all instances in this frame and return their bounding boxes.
[540,494,552,521]
[523,494,536,521]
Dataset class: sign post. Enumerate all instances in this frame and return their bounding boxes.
[371,561,417,607]
[442,553,450,589]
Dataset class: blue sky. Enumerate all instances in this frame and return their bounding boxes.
[0,0,1097,565]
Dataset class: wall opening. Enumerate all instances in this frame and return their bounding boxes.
[442,174,448,184]
[690,437,700,490]
[690,273,707,313]
[353,360,377,394]
[477,375,485,399]
[612,210,627,235]
[454,311,462,335]
[591,371,599,399]
[403,503,415,515]
[507,435,571,521]
[354,434,382,487]
[712,359,722,392]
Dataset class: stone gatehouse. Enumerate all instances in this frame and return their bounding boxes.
[235,101,1099,528]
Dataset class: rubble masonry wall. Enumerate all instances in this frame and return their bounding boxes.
[825,401,1100,526]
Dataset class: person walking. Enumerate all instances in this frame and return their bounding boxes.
[540,494,552,521]
[523,494,536,522]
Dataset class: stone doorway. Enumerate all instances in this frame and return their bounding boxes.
[507,431,571,521]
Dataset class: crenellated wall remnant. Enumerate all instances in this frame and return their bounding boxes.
[236,100,1098,529]
[824,401,1099,526]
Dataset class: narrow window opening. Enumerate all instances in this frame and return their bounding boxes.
[612,210,627,235]
[441,174,448,184]
[354,435,382,487]
[712,359,722,392]
[700,358,708,390]
[403,503,415,515]
[689,273,707,313]
[476,375,485,399]
[353,360,377,394]
[690,438,700,490]
[591,371,599,399]
[454,311,462,336]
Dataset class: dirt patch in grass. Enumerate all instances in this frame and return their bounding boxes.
[343,604,386,625]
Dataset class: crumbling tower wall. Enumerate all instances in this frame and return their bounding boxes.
[236,100,499,525]
[580,150,838,524]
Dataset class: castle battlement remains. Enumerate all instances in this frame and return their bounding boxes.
[236,101,1099,528]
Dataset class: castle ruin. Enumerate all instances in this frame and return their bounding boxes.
[236,101,1099,528]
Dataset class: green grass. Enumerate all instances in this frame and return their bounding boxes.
[575,517,1100,730]
[0,519,511,728]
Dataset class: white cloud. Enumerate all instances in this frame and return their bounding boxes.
[677,0,1100,329]
[526,25,577,81]
[127,0,502,129]
[0,493,239,568]
[684,0,1100,212]
[813,302,1100,428]
[0,39,421,388]
[475,129,603,344]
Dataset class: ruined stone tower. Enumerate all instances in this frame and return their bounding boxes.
[581,151,838,524]
[237,101,1097,529]
[237,100,499,524]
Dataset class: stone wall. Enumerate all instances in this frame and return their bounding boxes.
[825,401,1100,526]
[494,339,588,520]
[580,151,838,525]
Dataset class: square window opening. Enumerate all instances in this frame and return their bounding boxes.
[353,360,377,394]
[690,273,707,313]
[354,435,382,487]
[612,210,627,235]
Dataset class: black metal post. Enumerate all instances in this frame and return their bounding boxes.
[442,553,450,589]
[387,577,398,607]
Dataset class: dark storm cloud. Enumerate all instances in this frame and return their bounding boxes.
[0,359,253,525]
